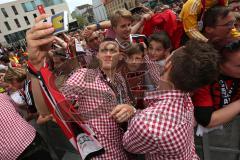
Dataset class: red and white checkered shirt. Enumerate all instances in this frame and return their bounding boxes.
[145,55,163,86]
[0,93,36,160]
[123,90,199,160]
[61,68,130,160]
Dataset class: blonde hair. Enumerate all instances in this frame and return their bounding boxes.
[4,67,26,83]
[110,9,133,28]
[234,12,240,21]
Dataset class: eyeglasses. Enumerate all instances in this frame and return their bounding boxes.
[216,20,236,28]
[222,40,240,52]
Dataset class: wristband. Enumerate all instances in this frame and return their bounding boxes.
[96,23,101,30]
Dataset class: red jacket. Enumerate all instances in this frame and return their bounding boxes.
[142,9,184,49]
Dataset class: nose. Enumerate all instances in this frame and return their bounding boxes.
[105,51,112,56]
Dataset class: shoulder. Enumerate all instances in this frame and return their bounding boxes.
[66,68,98,85]
[181,0,201,15]
[192,84,215,107]
[0,93,14,112]
[0,93,11,104]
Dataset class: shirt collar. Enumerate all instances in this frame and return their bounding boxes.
[144,90,188,101]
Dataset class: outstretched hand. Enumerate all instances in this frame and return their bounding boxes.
[26,14,55,70]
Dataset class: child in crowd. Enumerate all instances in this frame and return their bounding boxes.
[118,43,155,109]
[148,32,172,67]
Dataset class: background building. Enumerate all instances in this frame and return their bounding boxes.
[92,0,108,22]
[76,4,94,23]
[0,0,72,48]
[102,0,136,17]
[71,4,95,29]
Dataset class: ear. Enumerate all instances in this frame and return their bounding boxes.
[96,53,99,59]
[205,26,214,34]
[164,48,171,57]
[112,26,117,32]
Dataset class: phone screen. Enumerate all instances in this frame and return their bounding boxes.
[51,12,65,33]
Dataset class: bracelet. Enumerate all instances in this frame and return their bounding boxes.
[96,23,101,30]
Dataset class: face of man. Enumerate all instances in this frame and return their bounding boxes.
[208,12,236,41]
[97,41,120,71]
[221,50,240,78]
[74,32,81,41]
[86,32,100,51]
[126,53,144,71]
[113,17,132,41]
[148,40,167,61]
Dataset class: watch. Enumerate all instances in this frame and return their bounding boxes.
[96,23,101,30]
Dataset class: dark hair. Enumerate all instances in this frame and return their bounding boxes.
[170,40,220,92]
[51,48,67,59]
[221,40,240,62]
[125,43,144,57]
[148,32,172,50]
[203,6,231,29]
[0,55,10,64]
[101,37,116,43]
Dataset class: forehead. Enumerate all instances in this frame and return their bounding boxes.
[87,32,98,40]
[224,50,240,62]
[117,17,132,25]
[217,11,235,23]
[99,41,119,49]
[149,40,164,47]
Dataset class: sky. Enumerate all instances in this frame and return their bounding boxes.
[0,0,92,12]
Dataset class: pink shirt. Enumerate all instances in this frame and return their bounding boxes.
[61,68,130,160]
[123,90,199,160]
[0,93,36,160]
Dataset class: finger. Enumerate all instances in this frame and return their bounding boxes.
[30,36,55,48]
[35,14,51,23]
[115,108,127,119]
[117,113,128,123]
[63,33,70,42]
[164,61,172,71]
[30,22,53,34]
[165,53,173,64]
[110,106,122,117]
[29,27,55,40]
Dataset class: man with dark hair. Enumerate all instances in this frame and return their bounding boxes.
[202,6,240,49]
[193,40,240,160]
[123,40,220,160]
[180,0,228,42]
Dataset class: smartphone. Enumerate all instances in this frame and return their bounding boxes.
[75,39,85,54]
[44,11,69,35]
[130,34,148,46]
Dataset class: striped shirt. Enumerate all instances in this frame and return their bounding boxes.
[0,93,36,160]
[179,0,228,42]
